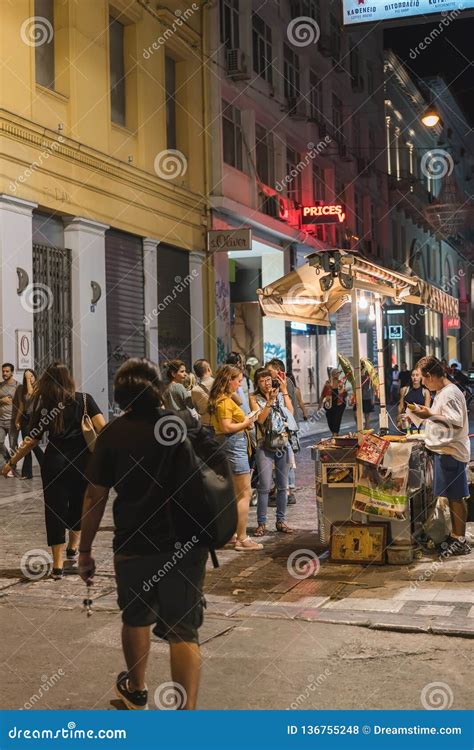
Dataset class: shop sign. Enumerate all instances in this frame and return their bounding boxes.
[16,329,33,370]
[342,0,473,26]
[388,325,403,340]
[207,228,252,253]
[301,203,346,225]
[446,316,461,329]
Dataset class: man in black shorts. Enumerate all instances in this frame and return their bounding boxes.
[79,358,208,710]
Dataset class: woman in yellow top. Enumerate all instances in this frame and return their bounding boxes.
[208,365,262,552]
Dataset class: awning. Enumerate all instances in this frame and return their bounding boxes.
[257,250,458,324]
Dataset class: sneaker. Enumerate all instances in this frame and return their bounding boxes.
[287,492,297,505]
[439,535,471,557]
[51,568,63,580]
[115,672,148,710]
[235,536,264,552]
[66,547,78,561]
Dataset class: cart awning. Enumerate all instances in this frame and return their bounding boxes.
[257,251,458,324]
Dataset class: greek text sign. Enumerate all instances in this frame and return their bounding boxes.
[342,0,473,26]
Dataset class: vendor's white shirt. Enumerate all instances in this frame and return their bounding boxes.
[425,383,470,463]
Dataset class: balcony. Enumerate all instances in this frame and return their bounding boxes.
[389,172,434,231]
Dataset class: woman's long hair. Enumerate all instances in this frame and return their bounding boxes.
[31,363,76,433]
[22,368,37,391]
[208,365,241,414]
[114,358,163,413]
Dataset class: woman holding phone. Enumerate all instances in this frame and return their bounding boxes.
[397,367,431,429]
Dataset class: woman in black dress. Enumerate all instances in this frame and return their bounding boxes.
[319,369,347,436]
[2,363,106,578]
[14,369,44,479]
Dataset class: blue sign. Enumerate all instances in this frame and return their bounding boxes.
[389,325,403,340]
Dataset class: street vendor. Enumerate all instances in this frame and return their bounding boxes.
[411,355,471,557]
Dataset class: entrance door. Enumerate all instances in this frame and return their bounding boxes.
[32,243,73,372]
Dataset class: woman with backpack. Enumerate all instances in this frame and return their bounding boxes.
[1,363,105,579]
[207,365,261,551]
[250,367,295,537]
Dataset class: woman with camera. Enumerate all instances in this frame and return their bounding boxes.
[250,367,295,537]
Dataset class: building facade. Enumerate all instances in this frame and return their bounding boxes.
[0,0,209,416]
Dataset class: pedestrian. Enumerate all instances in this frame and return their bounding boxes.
[162,360,194,412]
[207,365,261,551]
[397,367,431,430]
[225,352,251,414]
[319,368,347,437]
[79,358,210,710]
[0,363,20,476]
[2,363,106,578]
[399,363,411,389]
[361,361,375,431]
[250,368,294,537]
[14,369,44,479]
[191,359,214,426]
[390,364,400,404]
[412,355,471,556]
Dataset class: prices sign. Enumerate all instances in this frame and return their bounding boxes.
[342,0,474,26]
[301,203,346,225]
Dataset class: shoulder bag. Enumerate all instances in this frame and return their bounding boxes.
[81,393,97,452]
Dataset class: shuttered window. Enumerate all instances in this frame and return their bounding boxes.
[156,245,191,369]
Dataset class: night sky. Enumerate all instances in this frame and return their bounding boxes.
[384,17,474,127]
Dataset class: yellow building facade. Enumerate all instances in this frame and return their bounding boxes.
[0,0,211,415]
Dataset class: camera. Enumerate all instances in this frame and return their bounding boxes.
[271,379,280,389]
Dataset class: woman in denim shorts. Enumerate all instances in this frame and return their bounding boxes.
[208,365,262,552]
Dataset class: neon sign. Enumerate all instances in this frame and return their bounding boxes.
[301,204,346,225]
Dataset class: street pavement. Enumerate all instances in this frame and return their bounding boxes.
[0,407,473,710]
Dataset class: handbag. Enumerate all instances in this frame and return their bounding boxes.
[288,431,300,453]
[81,393,97,452]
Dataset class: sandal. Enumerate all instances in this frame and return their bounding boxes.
[235,536,263,551]
[223,534,238,549]
[254,524,266,537]
[276,521,293,534]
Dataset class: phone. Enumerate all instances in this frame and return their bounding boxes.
[248,408,261,419]
[271,379,280,389]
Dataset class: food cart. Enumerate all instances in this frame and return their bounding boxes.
[257,250,459,564]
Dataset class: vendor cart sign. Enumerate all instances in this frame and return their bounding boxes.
[207,228,252,253]
[301,203,346,225]
[16,329,33,370]
[353,442,414,521]
[329,522,387,565]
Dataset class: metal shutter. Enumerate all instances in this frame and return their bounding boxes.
[105,230,145,413]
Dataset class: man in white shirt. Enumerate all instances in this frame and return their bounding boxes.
[413,356,471,556]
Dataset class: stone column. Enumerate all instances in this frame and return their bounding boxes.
[0,195,37,369]
[189,251,206,362]
[63,217,109,418]
[143,238,160,365]
[261,251,286,362]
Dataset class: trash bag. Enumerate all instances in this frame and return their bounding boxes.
[422,497,452,544]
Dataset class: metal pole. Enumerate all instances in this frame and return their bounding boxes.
[351,288,363,432]
[375,293,388,432]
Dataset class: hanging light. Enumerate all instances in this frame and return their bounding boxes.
[369,303,376,322]
[421,104,441,128]
[358,291,368,310]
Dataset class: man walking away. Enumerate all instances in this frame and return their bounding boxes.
[0,363,19,476]
[413,356,471,556]
[191,359,214,426]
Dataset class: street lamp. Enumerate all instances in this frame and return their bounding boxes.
[421,104,441,128]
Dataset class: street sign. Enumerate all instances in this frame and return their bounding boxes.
[342,0,474,25]
[388,325,403,340]
[207,228,252,253]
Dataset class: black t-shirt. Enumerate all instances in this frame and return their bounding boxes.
[86,408,200,556]
[30,392,101,456]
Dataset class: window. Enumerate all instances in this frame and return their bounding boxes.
[283,44,300,102]
[312,164,325,201]
[35,0,55,88]
[252,13,272,84]
[309,70,323,121]
[367,62,375,96]
[370,204,377,244]
[330,14,341,62]
[222,100,243,171]
[349,41,359,82]
[220,0,239,50]
[109,16,126,126]
[368,125,376,163]
[165,56,177,150]
[392,221,399,262]
[332,94,343,143]
[352,114,361,155]
[290,0,320,25]
[255,124,274,186]
[286,147,302,203]
[354,192,363,237]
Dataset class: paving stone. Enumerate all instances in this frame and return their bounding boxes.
[322,598,406,613]
[415,605,455,617]
[394,587,441,601]
[433,589,474,604]
[467,606,474,618]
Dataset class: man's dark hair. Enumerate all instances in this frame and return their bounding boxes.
[193,359,210,379]
[114,358,163,411]
[416,355,445,379]
[226,352,243,368]
[2,363,14,372]
[267,358,286,373]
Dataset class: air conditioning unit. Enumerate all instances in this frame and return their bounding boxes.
[352,75,364,93]
[226,49,250,81]
[318,35,332,57]
[287,97,307,120]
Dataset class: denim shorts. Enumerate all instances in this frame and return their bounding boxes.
[222,431,250,475]
[433,453,469,500]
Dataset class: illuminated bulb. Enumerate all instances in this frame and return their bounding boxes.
[369,303,376,322]
[421,105,441,128]
[358,292,368,310]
